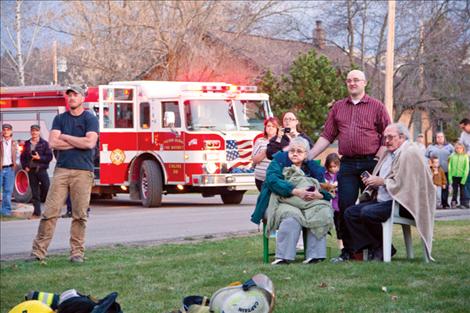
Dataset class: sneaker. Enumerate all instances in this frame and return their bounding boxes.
[271,259,289,265]
[62,212,72,218]
[303,258,325,264]
[70,256,84,263]
[451,201,457,209]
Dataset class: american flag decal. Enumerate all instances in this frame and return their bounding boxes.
[226,139,252,169]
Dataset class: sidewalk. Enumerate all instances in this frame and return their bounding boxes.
[4,201,470,220]
[434,208,470,221]
[6,202,34,218]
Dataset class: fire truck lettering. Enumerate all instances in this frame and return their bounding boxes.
[163,138,184,145]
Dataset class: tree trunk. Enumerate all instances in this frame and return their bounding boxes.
[15,0,25,86]
[347,0,355,67]
[360,1,368,70]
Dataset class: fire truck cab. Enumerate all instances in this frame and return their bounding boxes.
[1,82,272,207]
[96,81,272,206]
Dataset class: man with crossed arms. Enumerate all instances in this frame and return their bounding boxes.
[30,86,99,263]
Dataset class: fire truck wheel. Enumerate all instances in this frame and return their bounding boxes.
[139,160,163,207]
[220,191,245,205]
[13,168,32,203]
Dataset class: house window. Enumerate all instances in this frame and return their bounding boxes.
[413,110,422,140]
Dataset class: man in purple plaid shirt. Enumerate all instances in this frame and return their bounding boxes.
[308,70,391,263]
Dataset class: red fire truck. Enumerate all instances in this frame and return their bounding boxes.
[0,82,272,206]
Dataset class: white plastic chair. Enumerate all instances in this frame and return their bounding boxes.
[382,200,430,263]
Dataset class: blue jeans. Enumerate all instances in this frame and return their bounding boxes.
[1,166,15,215]
[337,157,377,252]
[464,178,470,202]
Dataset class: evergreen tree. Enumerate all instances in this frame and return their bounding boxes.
[257,50,348,139]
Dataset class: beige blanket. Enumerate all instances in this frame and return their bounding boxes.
[373,141,436,260]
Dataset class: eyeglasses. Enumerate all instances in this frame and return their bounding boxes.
[346,78,364,84]
[288,148,306,154]
[283,118,297,122]
[384,134,399,141]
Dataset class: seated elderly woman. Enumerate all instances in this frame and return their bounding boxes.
[251,137,334,265]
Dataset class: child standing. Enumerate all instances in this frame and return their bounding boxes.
[429,156,447,209]
[448,142,469,209]
[324,153,342,249]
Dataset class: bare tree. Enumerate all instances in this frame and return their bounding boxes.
[392,1,470,125]
[290,0,469,127]
[44,0,297,85]
[0,0,46,86]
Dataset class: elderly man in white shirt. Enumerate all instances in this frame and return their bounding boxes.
[342,123,436,262]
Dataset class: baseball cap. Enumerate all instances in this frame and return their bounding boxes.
[66,86,87,96]
[31,124,41,130]
[2,123,12,130]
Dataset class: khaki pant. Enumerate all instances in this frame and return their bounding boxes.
[32,168,94,259]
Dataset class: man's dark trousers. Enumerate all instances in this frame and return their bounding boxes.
[343,200,393,252]
[28,168,50,216]
[337,157,377,253]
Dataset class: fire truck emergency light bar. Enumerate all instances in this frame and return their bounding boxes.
[182,84,257,93]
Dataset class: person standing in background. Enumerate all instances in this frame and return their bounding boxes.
[448,142,469,209]
[416,133,426,155]
[459,118,470,209]
[425,132,454,209]
[307,69,391,263]
[20,124,53,218]
[266,112,313,160]
[1,123,17,216]
[323,153,342,249]
[429,156,447,209]
[252,117,279,191]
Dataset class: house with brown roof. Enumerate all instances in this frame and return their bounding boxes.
[142,21,435,146]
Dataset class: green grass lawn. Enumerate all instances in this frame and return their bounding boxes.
[1,220,469,313]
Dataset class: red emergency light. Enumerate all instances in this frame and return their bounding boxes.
[182,84,257,93]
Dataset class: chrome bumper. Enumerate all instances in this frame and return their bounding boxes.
[192,173,256,190]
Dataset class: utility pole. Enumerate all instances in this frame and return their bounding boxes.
[384,0,396,121]
[53,41,58,85]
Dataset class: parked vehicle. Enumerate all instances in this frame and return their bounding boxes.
[1,82,272,206]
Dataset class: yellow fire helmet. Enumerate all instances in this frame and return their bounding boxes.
[8,300,54,313]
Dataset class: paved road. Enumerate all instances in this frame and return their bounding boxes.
[1,194,468,261]
[0,194,260,260]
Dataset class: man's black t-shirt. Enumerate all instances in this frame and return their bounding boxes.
[52,110,99,172]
